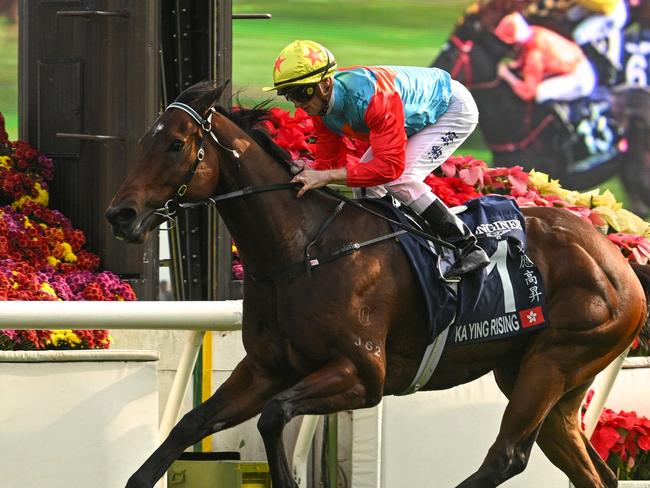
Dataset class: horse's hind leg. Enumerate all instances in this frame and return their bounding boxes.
[456,352,580,488]
[257,355,378,488]
[125,357,279,488]
[536,383,618,488]
[494,368,616,488]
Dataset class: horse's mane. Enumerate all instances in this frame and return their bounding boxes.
[175,81,294,172]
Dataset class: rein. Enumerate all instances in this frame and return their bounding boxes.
[157,100,457,281]
[448,35,502,91]
[488,114,555,153]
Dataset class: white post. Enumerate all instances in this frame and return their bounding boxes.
[292,415,320,487]
[582,347,630,438]
[159,330,206,438]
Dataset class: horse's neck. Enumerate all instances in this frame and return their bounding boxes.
[211,125,331,272]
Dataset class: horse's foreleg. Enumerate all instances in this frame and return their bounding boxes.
[126,357,279,488]
[257,356,376,488]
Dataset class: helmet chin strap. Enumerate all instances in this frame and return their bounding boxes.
[318,98,330,116]
[317,80,332,116]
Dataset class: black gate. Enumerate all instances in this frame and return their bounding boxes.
[19,0,160,299]
[18,1,267,302]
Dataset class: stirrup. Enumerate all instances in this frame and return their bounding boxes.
[443,249,490,280]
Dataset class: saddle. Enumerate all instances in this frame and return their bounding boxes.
[368,195,549,347]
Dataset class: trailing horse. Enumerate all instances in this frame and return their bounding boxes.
[432,2,650,217]
[106,81,649,488]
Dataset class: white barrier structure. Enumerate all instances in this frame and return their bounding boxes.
[1,350,159,488]
[1,300,242,437]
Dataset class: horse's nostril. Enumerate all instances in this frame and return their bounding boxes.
[106,206,137,227]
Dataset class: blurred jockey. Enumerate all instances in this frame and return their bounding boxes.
[495,12,597,104]
[568,0,628,72]
[264,40,490,279]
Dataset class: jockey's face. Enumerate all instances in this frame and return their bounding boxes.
[290,78,332,116]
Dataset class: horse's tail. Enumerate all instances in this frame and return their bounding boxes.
[631,262,650,351]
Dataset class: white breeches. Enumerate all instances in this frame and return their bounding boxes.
[358,79,479,208]
[536,58,597,103]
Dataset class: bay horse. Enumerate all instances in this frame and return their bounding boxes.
[432,2,650,217]
[106,81,649,488]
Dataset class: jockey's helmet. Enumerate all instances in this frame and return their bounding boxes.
[495,12,533,45]
[263,40,337,93]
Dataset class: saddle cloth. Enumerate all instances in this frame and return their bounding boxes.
[561,86,624,174]
[369,195,549,346]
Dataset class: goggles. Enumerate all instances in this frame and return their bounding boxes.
[278,84,317,103]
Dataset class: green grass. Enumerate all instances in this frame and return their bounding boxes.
[0,18,18,139]
[0,2,631,205]
[233,0,488,158]
[232,0,628,203]
[233,0,463,105]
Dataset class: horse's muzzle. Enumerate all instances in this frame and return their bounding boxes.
[105,204,149,243]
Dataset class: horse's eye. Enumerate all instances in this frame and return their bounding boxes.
[169,140,184,152]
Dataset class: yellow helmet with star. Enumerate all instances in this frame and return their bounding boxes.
[263,40,337,92]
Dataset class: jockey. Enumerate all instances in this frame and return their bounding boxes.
[568,0,628,75]
[263,40,490,279]
[495,12,597,104]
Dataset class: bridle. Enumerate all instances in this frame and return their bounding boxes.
[152,101,314,231]
[152,101,242,225]
[447,35,503,91]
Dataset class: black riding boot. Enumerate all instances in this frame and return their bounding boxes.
[420,199,490,279]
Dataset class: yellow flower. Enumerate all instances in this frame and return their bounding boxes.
[231,243,238,254]
[60,242,77,263]
[0,156,12,169]
[22,216,33,229]
[594,207,650,234]
[40,282,58,298]
[591,190,622,211]
[528,170,563,196]
[574,189,601,208]
[47,256,60,267]
[11,182,49,210]
[47,330,82,347]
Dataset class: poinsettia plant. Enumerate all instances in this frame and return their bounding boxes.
[0,112,136,350]
[584,390,650,480]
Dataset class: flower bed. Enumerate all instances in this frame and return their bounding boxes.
[0,112,136,350]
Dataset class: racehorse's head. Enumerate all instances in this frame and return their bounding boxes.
[432,1,513,87]
[105,81,228,243]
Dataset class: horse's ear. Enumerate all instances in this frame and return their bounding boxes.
[195,80,230,116]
